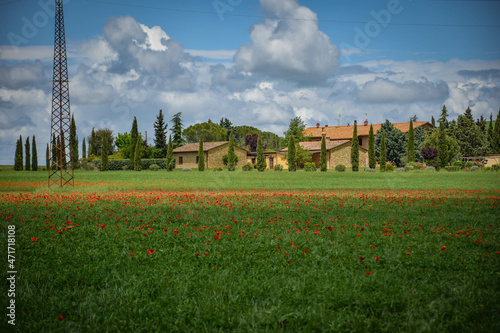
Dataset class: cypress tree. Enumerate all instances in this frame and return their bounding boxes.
[134,139,142,171]
[439,105,449,129]
[32,136,38,171]
[351,121,359,171]
[438,121,448,168]
[368,125,376,169]
[82,138,86,160]
[130,117,138,167]
[166,135,174,171]
[493,109,500,153]
[380,132,386,172]
[407,119,415,163]
[287,135,296,171]
[90,128,97,156]
[25,137,30,171]
[14,136,23,171]
[101,133,109,171]
[487,113,494,150]
[227,130,236,171]
[198,135,205,171]
[52,134,57,169]
[431,116,435,127]
[320,135,327,172]
[60,136,67,169]
[256,135,266,171]
[70,115,78,168]
[46,143,49,170]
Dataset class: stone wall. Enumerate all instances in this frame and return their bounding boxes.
[205,144,247,169]
[173,151,199,169]
[330,142,368,168]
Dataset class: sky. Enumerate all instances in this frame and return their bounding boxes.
[1,0,499,164]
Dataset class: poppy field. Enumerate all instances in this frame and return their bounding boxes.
[1,169,499,332]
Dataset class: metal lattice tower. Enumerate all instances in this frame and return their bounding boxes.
[49,0,73,187]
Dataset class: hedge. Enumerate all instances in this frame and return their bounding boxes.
[82,159,168,171]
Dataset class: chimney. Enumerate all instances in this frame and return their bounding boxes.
[316,123,320,128]
[325,124,328,128]
[364,119,368,126]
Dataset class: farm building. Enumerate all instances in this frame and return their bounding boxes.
[247,151,289,169]
[172,141,248,169]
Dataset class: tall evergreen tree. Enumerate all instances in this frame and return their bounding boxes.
[70,115,78,168]
[431,116,435,127]
[380,132,386,172]
[60,135,67,169]
[227,130,236,171]
[287,135,296,171]
[439,105,449,129]
[14,136,23,171]
[320,135,327,172]
[25,137,30,171]
[476,115,487,134]
[154,109,168,157]
[493,109,500,153]
[52,134,57,169]
[219,117,233,140]
[453,106,489,157]
[438,121,448,168]
[101,133,109,171]
[256,134,266,171]
[368,125,376,168]
[91,128,97,155]
[351,121,359,171]
[170,112,184,148]
[134,139,142,171]
[198,135,205,171]
[82,138,86,160]
[487,113,494,150]
[166,135,174,171]
[407,119,415,163]
[130,117,138,167]
[32,136,38,171]
[46,143,49,170]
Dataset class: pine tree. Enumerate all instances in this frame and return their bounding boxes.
[454,106,489,157]
[227,130,236,171]
[439,105,449,129]
[25,137,30,171]
[170,112,184,149]
[351,121,359,171]
[407,119,415,163]
[46,143,49,170]
[287,135,296,171]
[134,139,142,171]
[368,125,376,169]
[82,138,86,160]
[130,117,138,167]
[166,135,174,171]
[32,136,38,171]
[438,121,448,168]
[154,109,168,157]
[101,133,109,171]
[320,135,327,172]
[380,132,386,172]
[256,135,266,171]
[70,115,78,168]
[431,116,435,127]
[198,135,205,171]
[14,136,23,171]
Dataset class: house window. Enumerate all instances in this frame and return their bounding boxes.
[359,138,363,146]
[196,156,199,163]
[269,157,274,169]
[179,156,183,165]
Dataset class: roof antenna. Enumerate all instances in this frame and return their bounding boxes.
[336,113,343,126]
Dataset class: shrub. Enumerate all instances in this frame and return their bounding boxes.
[470,166,479,172]
[242,163,253,171]
[465,161,474,169]
[182,167,191,172]
[406,162,418,169]
[445,166,461,172]
[426,166,436,172]
[483,166,492,171]
[274,164,283,171]
[421,147,438,161]
[492,164,500,171]
[335,164,346,172]
[404,165,414,172]
[385,163,395,172]
[453,160,464,169]
[149,164,159,171]
[365,168,376,172]
[213,166,223,172]
[304,162,316,172]
[81,163,94,171]
[416,162,426,169]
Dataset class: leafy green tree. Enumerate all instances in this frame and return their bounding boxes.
[295,143,312,169]
[94,129,114,156]
[170,112,184,148]
[320,135,327,172]
[421,125,460,165]
[283,116,309,147]
[198,135,205,171]
[227,131,236,171]
[101,133,109,171]
[407,119,415,163]
[439,105,449,129]
[25,137,30,171]
[154,109,168,157]
[134,139,142,171]
[380,132,386,172]
[166,135,174,171]
[32,136,38,171]
[14,136,23,171]
[287,135,296,171]
[256,135,266,171]
[82,137,86,160]
[368,125,376,168]
[233,125,261,146]
[219,117,233,140]
[70,115,78,168]
[130,117,138,166]
[453,106,490,157]
[46,144,49,170]
[261,131,281,151]
[374,120,407,166]
[351,121,359,171]
[183,122,227,143]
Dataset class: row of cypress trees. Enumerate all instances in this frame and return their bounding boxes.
[14,135,38,171]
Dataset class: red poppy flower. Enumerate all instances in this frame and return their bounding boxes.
[371,245,376,248]
[359,257,365,261]
[130,253,135,257]
[196,253,200,256]
[31,237,37,242]
[58,315,64,321]
[276,245,281,251]
[405,252,411,255]
[147,249,154,254]
[374,256,379,262]
[366,271,372,275]
[204,252,209,255]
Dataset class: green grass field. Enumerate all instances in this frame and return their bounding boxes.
[1,169,499,332]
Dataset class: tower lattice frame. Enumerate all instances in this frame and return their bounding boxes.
[49,0,73,187]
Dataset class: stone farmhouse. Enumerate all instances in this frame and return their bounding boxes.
[172,141,247,169]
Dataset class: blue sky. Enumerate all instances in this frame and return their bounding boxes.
[1,0,499,164]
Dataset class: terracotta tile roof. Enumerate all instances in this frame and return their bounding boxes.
[173,141,228,153]
[281,140,361,152]
[303,121,433,140]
